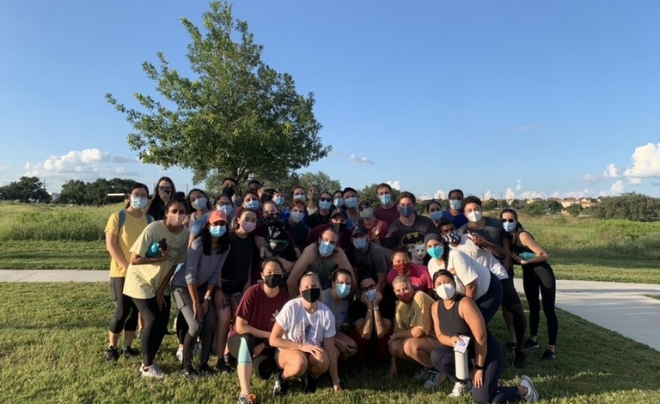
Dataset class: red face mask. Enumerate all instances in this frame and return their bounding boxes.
[396,291,414,304]
[393,262,411,275]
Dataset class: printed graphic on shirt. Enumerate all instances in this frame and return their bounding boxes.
[401,232,426,265]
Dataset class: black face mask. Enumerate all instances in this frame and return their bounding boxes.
[265,213,280,225]
[301,287,321,303]
[264,274,283,288]
[222,187,235,198]
[334,222,347,234]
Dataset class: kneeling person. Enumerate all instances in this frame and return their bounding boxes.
[349,275,395,362]
[320,269,357,371]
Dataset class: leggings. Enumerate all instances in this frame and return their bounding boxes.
[133,295,171,366]
[227,334,277,379]
[522,263,558,345]
[475,273,503,325]
[431,333,521,404]
[108,277,138,334]
[173,286,216,367]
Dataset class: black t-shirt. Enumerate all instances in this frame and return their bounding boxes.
[348,297,396,325]
[280,219,310,249]
[221,232,255,293]
[458,217,505,247]
[382,214,438,250]
[147,199,165,221]
[306,211,331,230]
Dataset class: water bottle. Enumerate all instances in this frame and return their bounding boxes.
[454,335,470,381]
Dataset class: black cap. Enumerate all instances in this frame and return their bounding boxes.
[331,208,347,219]
[352,224,368,236]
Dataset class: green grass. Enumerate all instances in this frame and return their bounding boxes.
[1,283,659,404]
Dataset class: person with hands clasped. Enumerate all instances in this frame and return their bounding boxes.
[430,270,540,403]
[123,197,190,378]
[270,272,339,396]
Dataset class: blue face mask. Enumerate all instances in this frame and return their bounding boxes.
[334,198,344,208]
[191,197,208,211]
[399,206,415,218]
[217,204,234,217]
[273,196,285,206]
[318,240,335,257]
[335,283,351,299]
[352,237,367,249]
[345,197,358,209]
[245,200,260,210]
[209,225,226,238]
[364,289,377,302]
[430,211,443,222]
[427,245,444,260]
[449,199,462,211]
[379,194,392,206]
[319,200,332,210]
[503,222,516,232]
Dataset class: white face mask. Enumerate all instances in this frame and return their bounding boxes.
[130,196,148,210]
[467,210,482,223]
[435,283,456,300]
[290,211,305,223]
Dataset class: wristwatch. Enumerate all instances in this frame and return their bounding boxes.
[204,295,212,301]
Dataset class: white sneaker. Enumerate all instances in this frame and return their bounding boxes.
[140,363,165,379]
[449,380,472,398]
[413,366,428,380]
[176,347,183,363]
[423,371,444,389]
[520,375,539,402]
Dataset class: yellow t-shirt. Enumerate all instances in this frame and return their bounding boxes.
[394,291,436,337]
[123,221,190,300]
[105,211,151,277]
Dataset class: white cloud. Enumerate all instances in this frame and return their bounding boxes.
[434,189,446,199]
[483,190,493,201]
[627,177,642,185]
[515,179,522,191]
[584,173,599,184]
[348,154,375,165]
[603,163,619,178]
[622,143,660,178]
[505,188,516,201]
[599,180,625,197]
[519,190,545,199]
[387,180,401,191]
[24,148,140,182]
[516,125,536,132]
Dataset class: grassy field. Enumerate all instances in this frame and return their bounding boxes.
[1,203,659,284]
[0,282,659,404]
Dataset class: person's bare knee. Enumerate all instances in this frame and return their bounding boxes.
[278,350,308,378]
[308,350,330,377]
[389,339,405,358]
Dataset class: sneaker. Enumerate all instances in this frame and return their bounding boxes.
[423,370,444,389]
[541,349,557,361]
[272,371,289,397]
[140,363,165,379]
[225,354,237,369]
[179,364,198,379]
[506,341,517,352]
[194,343,202,354]
[238,394,259,404]
[199,363,214,376]
[413,366,429,380]
[122,346,139,359]
[520,375,539,402]
[175,347,184,363]
[448,380,472,398]
[523,339,539,350]
[302,371,318,394]
[216,360,233,375]
[513,349,526,369]
[105,346,119,362]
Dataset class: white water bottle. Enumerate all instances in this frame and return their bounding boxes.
[454,335,470,381]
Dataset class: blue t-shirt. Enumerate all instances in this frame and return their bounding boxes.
[442,209,468,229]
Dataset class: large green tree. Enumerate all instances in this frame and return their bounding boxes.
[592,193,660,221]
[0,176,51,203]
[106,1,329,186]
[58,178,136,205]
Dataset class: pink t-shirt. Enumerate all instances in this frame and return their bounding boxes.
[386,264,433,294]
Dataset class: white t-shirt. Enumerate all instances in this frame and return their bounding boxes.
[446,250,492,301]
[427,258,447,279]
[449,236,509,280]
[276,297,336,346]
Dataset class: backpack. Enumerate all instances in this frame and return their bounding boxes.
[117,210,154,240]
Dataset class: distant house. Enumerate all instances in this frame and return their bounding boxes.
[561,198,578,208]
[580,198,598,208]
[526,198,543,204]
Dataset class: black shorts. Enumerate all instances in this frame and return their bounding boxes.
[501,278,522,309]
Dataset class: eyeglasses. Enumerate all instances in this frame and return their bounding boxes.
[501,219,515,223]
[360,284,377,292]
[158,186,172,192]
[319,198,332,202]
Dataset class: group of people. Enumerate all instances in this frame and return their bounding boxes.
[104,177,558,404]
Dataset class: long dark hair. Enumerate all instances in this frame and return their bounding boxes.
[124,183,149,209]
[149,176,176,219]
[186,188,212,213]
[500,208,525,232]
[200,221,230,255]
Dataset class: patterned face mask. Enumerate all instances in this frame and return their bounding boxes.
[393,262,411,275]
[442,230,460,244]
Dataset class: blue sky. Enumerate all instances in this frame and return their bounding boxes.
[1,0,659,199]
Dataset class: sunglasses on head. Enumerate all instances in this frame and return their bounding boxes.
[501,219,515,223]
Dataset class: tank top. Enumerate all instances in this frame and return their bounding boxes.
[438,294,472,338]
[309,254,336,289]
[512,230,553,270]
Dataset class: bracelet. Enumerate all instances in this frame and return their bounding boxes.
[373,306,380,311]
[204,295,212,301]
[332,379,341,386]
[474,364,484,370]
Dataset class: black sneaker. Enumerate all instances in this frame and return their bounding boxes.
[179,364,198,379]
[225,354,237,369]
[506,341,517,352]
[122,346,139,359]
[513,349,526,369]
[541,349,557,361]
[523,339,539,350]
[105,346,119,362]
[199,363,214,376]
[216,360,233,375]
[302,371,317,394]
[272,371,289,397]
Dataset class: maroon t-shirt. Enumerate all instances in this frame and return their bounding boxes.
[235,283,290,332]
[374,206,400,225]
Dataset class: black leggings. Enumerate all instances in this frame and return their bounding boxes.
[431,333,521,404]
[522,263,558,345]
[475,273,503,325]
[108,277,138,334]
[133,296,171,366]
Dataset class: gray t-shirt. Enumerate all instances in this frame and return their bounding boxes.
[350,242,389,281]
[458,217,506,248]
[320,288,349,332]
[171,237,229,287]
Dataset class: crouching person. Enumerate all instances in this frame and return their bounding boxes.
[269,272,340,396]
[320,268,358,368]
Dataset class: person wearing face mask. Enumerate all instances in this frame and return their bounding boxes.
[287,228,356,295]
[272,190,286,211]
[270,272,338,396]
[104,183,154,362]
[374,183,400,225]
[332,190,345,211]
[306,191,333,229]
[235,191,264,224]
[146,176,176,221]
[388,275,442,389]
[254,201,300,267]
[382,192,438,251]
[427,200,444,228]
[442,189,468,230]
[320,269,357,368]
[248,179,262,195]
[123,197,190,378]
[386,247,433,294]
[229,259,290,404]
[221,177,239,200]
[358,200,389,248]
[342,187,361,230]
[259,183,276,205]
[306,208,353,250]
[424,233,502,326]
[215,209,259,374]
[348,225,390,293]
[280,187,308,221]
[171,210,230,378]
[501,208,558,362]
[280,199,310,248]
[430,270,540,402]
[187,194,235,247]
[184,188,212,229]
[348,274,395,363]
[306,185,320,215]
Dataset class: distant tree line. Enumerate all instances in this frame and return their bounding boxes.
[0,177,51,203]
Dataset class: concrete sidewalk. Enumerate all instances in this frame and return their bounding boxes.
[1,270,659,351]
